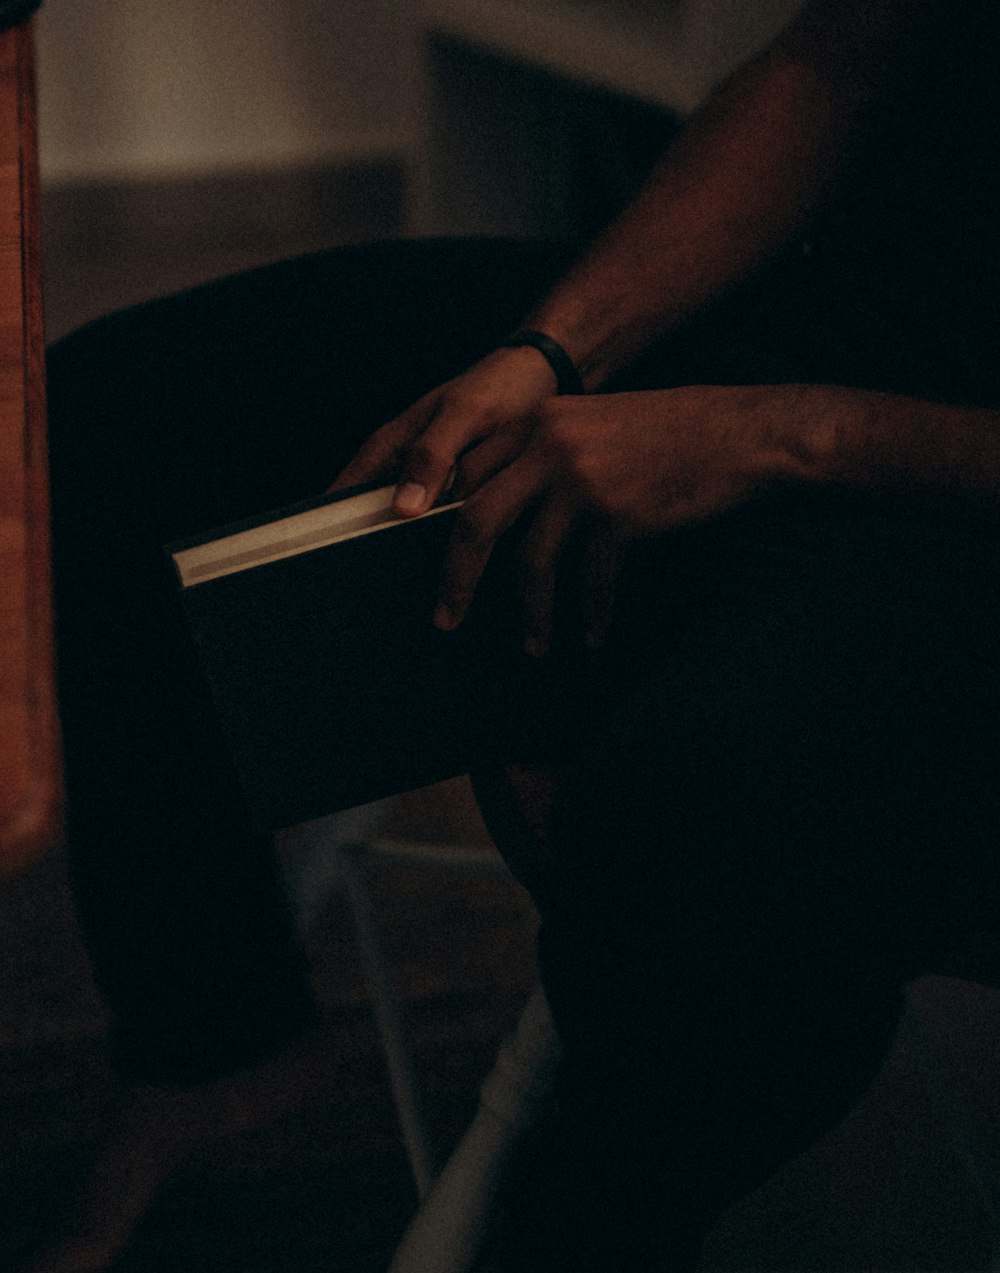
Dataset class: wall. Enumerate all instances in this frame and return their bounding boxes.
[35,0,412,183]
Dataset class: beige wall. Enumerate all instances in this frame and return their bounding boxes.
[34,0,804,191]
[36,0,411,183]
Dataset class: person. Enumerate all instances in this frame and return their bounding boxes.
[32,0,1000,1268]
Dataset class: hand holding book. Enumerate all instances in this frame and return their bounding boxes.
[327,343,621,655]
[329,359,845,661]
[169,468,610,830]
[328,343,559,512]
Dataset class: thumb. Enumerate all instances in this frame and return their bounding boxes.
[393,403,481,516]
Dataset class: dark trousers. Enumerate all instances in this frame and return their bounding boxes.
[47,238,1000,1269]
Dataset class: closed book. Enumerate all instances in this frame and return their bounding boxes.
[167,482,528,832]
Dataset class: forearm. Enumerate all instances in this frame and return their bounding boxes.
[524,0,912,389]
[789,385,1000,518]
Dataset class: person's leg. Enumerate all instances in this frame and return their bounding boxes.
[37,237,577,1270]
[482,490,1000,1272]
[50,236,575,1088]
[471,256,1000,1269]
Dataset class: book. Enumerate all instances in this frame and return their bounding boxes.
[167,481,532,832]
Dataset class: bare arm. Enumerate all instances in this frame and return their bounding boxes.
[333,0,915,508]
[817,390,1000,517]
[527,0,916,388]
[538,385,1000,539]
[331,0,986,645]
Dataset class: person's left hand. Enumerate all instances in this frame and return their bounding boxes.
[434,383,824,647]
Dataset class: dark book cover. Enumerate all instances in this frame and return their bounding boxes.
[166,487,531,832]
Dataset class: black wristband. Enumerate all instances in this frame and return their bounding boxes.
[500,329,586,395]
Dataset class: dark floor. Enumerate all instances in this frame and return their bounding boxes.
[4,159,999,1272]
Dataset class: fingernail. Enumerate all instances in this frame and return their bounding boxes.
[434,603,458,631]
[524,635,548,658]
[395,483,427,515]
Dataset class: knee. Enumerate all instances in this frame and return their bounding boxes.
[550,668,805,867]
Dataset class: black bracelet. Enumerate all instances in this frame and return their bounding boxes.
[500,329,586,395]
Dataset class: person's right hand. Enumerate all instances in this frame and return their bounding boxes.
[327,344,560,512]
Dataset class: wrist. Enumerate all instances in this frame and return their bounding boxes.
[767,384,855,489]
[499,329,586,396]
[483,342,561,396]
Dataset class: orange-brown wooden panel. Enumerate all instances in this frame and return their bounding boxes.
[0,20,61,873]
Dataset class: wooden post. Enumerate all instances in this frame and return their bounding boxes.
[0,18,61,872]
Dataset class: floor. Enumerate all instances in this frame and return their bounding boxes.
[3,159,998,1272]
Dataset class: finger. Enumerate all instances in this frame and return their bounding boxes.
[394,398,508,517]
[517,489,578,657]
[581,523,625,650]
[452,419,533,499]
[327,398,434,493]
[434,450,551,632]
